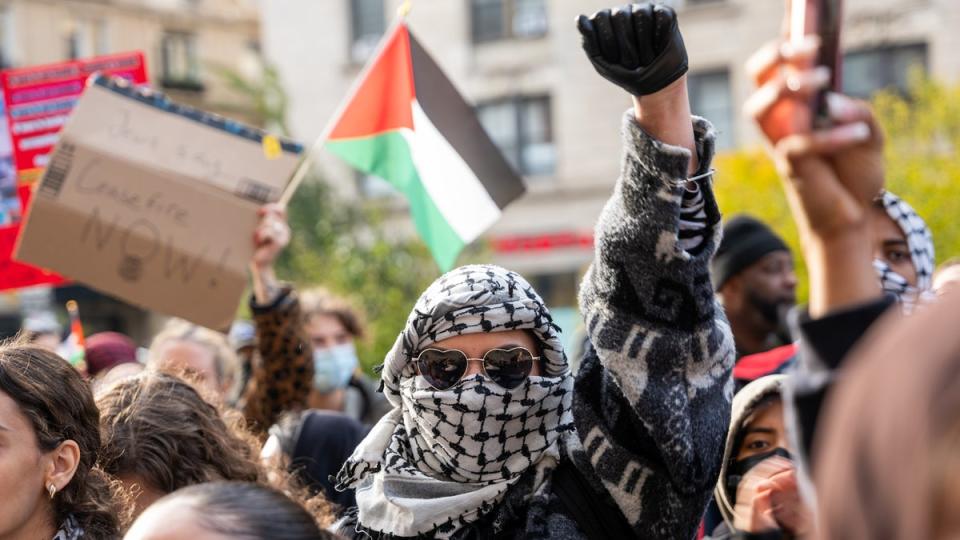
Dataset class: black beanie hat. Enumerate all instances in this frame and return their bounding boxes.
[712,215,789,291]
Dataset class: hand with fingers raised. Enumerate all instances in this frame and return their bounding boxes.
[745,34,884,316]
[252,203,291,271]
[250,203,291,304]
[745,37,884,238]
[577,3,688,97]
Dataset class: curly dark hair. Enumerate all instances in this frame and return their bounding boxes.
[0,342,126,538]
[96,370,333,523]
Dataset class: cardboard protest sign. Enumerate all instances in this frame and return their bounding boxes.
[16,76,302,329]
[0,52,148,291]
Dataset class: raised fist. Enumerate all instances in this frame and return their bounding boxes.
[577,3,688,96]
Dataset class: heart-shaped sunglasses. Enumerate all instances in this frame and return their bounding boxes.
[414,346,539,390]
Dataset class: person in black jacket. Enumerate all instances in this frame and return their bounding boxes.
[261,409,369,510]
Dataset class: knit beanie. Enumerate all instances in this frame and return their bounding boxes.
[712,215,789,291]
[85,332,138,377]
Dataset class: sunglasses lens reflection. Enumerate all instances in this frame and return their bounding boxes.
[484,348,534,389]
[416,349,468,390]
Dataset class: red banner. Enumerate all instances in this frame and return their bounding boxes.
[0,52,148,291]
[0,185,66,290]
[2,51,148,177]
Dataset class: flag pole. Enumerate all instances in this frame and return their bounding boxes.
[277,4,412,209]
[397,0,412,19]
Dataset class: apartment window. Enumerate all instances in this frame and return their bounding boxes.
[161,31,203,90]
[471,0,547,44]
[477,96,555,176]
[843,43,927,98]
[529,271,579,307]
[688,69,734,150]
[0,6,15,68]
[65,19,109,60]
[350,0,385,63]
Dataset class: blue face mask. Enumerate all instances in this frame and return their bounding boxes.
[313,342,359,394]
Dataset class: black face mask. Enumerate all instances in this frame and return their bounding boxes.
[725,447,793,505]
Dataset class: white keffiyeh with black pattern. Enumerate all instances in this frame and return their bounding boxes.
[53,516,83,540]
[875,191,936,311]
[336,265,575,538]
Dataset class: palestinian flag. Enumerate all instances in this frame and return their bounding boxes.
[325,22,525,271]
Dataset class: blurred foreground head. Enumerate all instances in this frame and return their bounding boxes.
[815,290,960,539]
[933,258,960,296]
[124,482,336,540]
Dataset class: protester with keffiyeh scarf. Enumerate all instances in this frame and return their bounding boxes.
[741,13,948,534]
[870,190,936,311]
[331,5,735,539]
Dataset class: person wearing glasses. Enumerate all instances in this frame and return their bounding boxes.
[333,4,734,539]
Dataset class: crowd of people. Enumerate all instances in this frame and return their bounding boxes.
[1,3,957,539]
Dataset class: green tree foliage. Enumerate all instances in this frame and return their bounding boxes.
[279,179,438,373]
[873,76,960,268]
[713,76,960,302]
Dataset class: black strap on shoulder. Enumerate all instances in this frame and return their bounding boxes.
[348,376,371,422]
[552,459,636,540]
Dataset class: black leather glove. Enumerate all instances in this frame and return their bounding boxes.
[577,3,688,96]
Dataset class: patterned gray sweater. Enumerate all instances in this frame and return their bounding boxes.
[569,112,735,538]
[335,113,735,540]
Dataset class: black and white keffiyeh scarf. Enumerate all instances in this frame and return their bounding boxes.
[53,516,83,540]
[336,265,575,538]
[874,191,935,311]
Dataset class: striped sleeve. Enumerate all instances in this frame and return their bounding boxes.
[678,182,708,253]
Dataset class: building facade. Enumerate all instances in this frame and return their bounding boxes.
[0,0,263,341]
[0,0,262,119]
[264,0,958,339]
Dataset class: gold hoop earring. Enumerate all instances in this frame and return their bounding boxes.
[47,484,56,499]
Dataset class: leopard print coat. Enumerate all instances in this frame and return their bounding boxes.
[238,286,314,433]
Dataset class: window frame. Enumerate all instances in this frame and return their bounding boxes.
[476,94,555,177]
[687,68,734,150]
[470,0,548,45]
[841,42,928,98]
[160,30,204,92]
[349,0,386,64]
[0,5,15,69]
[65,19,109,61]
